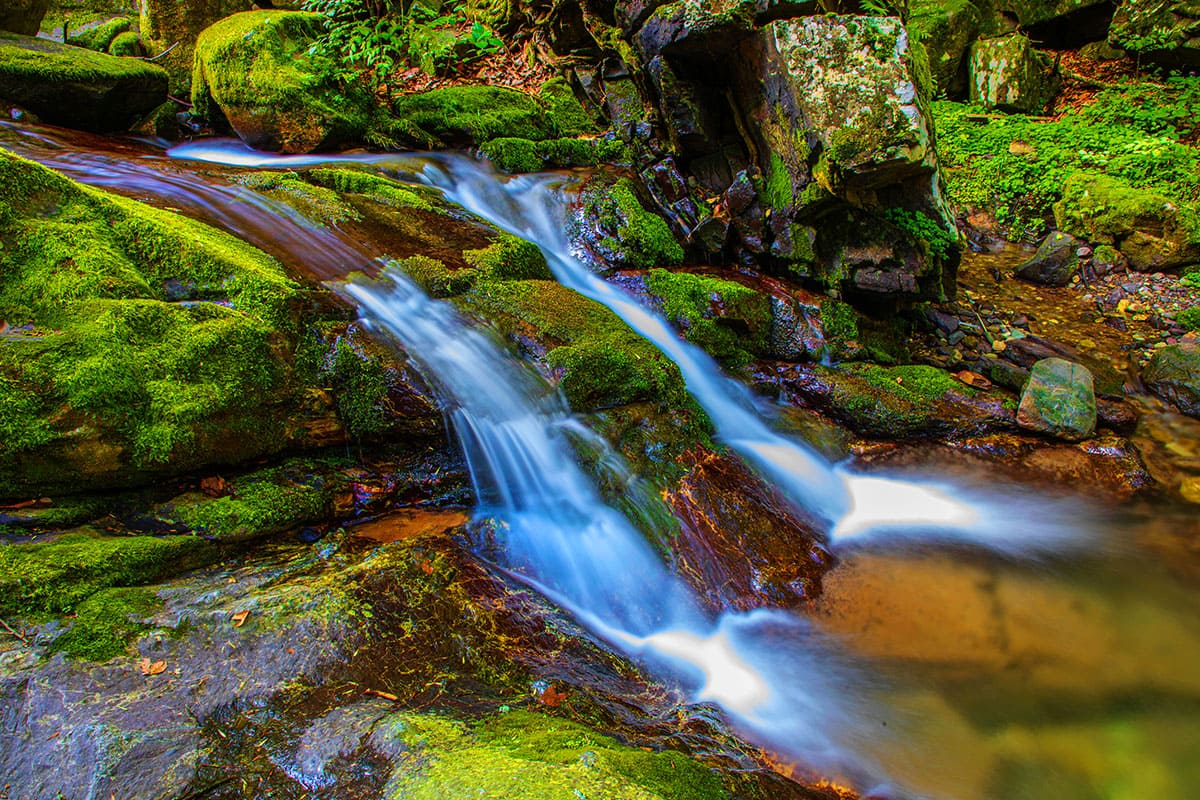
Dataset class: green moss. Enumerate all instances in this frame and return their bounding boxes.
[0,151,304,471]
[819,298,860,344]
[464,234,551,281]
[1176,306,1200,331]
[66,16,132,52]
[539,77,598,137]
[234,171,358,226]
[585,179,684,269]
[303,168,439,213]
[389,85,553,148]
[461,280,690,412]
[389,710,728,800]
[0,530,204,616]
[52,586,159,661]
[0,28,163,85]
[479,137,542,173]
[850,363,966,400]
[394,254,474,298]
[763,152,795,211]
[480,136,628,173]
[106,30,141,57]
[1054,172,1200,246]
[643,270,772,366]
[323,336,391,438]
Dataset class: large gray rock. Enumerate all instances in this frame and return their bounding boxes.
[1109,0,1200,66]
[1143,343,1200,418]
[1017,358,1097,441]
[0,0,49,35]
[969,34,1060,114]
[0,32,168,132]
[1015,231,1083,286]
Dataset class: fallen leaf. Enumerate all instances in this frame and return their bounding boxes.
[954,370,993,389]
[231,610,250,628]
[364,688,400,702]
[538,685,568,707]
[991,339,1007,352]
[139,658,167,676]
[200,476,232,498]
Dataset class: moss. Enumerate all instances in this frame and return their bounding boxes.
[643,270,772,366]
[389,85,553,148]
[539,77,598,137]
[1177,306,1200,331]
[303,168,440,213]
[881,207,959,261]
[763,152,795,211]
[585,179,684,269]
[480,136,629,173]
[479,137,542,173]
[234,171,358,226]
[393,254,474,298]
[850,363,966,400]
[323,336,391,438]
[464,234,551,281]
[0,530,205,616]
[66,16,132,52]
[0,28,162,84]
[0,151,304,472]
[819,298,860,345]
[1054,172,1200,246]
[389,710,728,800]
[106,30,142,57]
[52,586,159,661]
[461,280,691,412]
[191,11,372,152]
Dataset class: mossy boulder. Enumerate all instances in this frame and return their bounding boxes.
[908,0,982,98]
[192,11,373,153]
[969,34,1060,114]
[0,31,167,132]
[66,16,133,52]
[1015,231,1084,286]
[1053,173,1200,272]
[1017,358,1097,441]
[142,0,272,90]
[389,85,556,148]
[643,269,772,366]
[0,0,49,36]
[576,177,685,270]
[1143,343,1200,418]
[1109,0,1200,67]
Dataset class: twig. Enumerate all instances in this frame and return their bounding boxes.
[143,41,181,63]
[167,94,193,109]
[0,617,30,646]
[175,776,236,800]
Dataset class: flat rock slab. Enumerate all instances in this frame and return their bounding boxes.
[1018,357,1097,441]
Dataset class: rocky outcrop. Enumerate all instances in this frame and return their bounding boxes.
[1143,343,1200,418]
[1109,0,1200,66]
[908,0,982,98]
[1017,357,1097,440]
[969,33,1060,114]
[1054,173,1200,272]
[0,0,49,36]
[0,32,167,132]
[191,11,373,153]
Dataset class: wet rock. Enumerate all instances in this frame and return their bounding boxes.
[1091,243,1129,276]
[636,0,757,62]
[0,0,49,35]
[0,32,168,132]
[1143,343,1200,418]
[969,34,1060,114]
[192,11,372,153]
[908,0,982,98]
[1015,231,1083,287]
[1017,358,1097,441]
[668,449,831,611]
[769,284,862,363]
[1109,0,1200,67]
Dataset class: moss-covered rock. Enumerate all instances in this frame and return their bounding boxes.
[1109,0,1200,67]
[1143,342,1200,418]
[192,11,373,153]
[969,33,1060,114]
[1015,231,1084,286]
[0,30,167,132]
[643,269,772,366]
[577,178,685,269]
[908,0,981,99]
[66,16,133,52]
[1053,173,1200,272]
[479,136,628,174]
[107,29,143,57]
[0,0,49,36]
[389,85,555,148]
[142,0,266,90]
[1017,358,1097,441]
[51,586,160,661]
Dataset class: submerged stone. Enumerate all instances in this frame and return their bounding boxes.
[1143,343,1200,418]
[1015,231,1083,287]
[1017,358,1097,441]
[0,31,168,132]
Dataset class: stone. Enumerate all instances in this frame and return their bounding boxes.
[635,0,758,61]
[1053,173,1200,272]
[1017,358,1097,441]
[191,11,373,153]
[1015,231,1084,286]
[1109,0,1200,67]
[0,0,49,35]
[1143,343,1200,418]
[0,32,168,132]
[969,34,1060,114]
[908,0,982,98]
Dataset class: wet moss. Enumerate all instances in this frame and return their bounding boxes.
[66,16,132,52]
[539,77,598,137]
[583,179,684,269]
[819,298,860,345]
[464,234,551,281]
[389,85,554,148]
[1177,306,1200,331]
[0,27,163,86]
[479,137,628,174]
[388,709,728,800]
[234,171,359,226]
[394,255,475,298]
[643,270,771,367]
[322,336,391,438]
[106,30,142,57]
[52,586,158,661]
[303,168,440,213]
[0,529,205,616]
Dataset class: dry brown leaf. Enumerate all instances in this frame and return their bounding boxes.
[954,370,993,389]
[139,658,167,676]
[231,610,250,628]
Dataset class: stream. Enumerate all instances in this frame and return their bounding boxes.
[4,122,1200,799]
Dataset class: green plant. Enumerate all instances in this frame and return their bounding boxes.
[881,208,957,260]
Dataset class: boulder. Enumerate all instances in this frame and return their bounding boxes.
[1015,230,1083,286]
[191,11,373,153]
[1109,0,1200,67]
[0,32,167,132]
[908,0,982,98]
[998,0,1118,46]
[0,0,49,36]
[1017,358,1097,441]
[1053,173,1200,272]
[969,34,1060,114]
[636,0,758,61]
[1143,343,1200,418]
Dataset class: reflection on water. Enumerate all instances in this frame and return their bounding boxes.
[2,121,1199,798]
